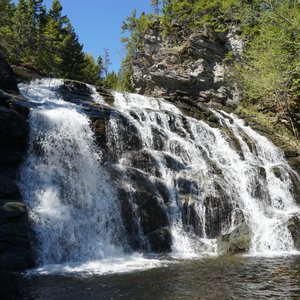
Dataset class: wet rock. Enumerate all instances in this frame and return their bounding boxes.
[287,215,300,250]
[272,166,283,180]
[0,200,34,271]
[0,177,20,198]
[0,61,34,270]
[203,182,233,238]
[163,153,186,172]
[217,223,252,254]
[106,114,144,162]
[59,79,94,103]
[123,150,161,177]
[126,168,169,234]
[147,227,172,252]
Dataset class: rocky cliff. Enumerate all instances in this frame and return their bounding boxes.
[130,27,242,106]
[129,26,300,179]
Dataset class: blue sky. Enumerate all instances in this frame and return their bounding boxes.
[15,0,153,72]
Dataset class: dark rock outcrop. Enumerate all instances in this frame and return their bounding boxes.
[0,55,19,93]
[11,65,43,82]
[288,215,300,249]
[0,56,34,271]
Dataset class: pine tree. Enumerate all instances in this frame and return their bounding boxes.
[102,48,111,77]
[59,21,85,80]
[82,53,101,85]
[11,0,30,63]
[0,0,15,55]
[42,0,66,74]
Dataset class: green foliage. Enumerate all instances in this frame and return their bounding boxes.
[0,0,111,86]
[122,10,157,58]
[102,71,118,89]
[238,1,300,104]
[81,53,101,85]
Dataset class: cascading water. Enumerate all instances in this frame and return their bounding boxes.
[213,110,300,254]
[18,79,164,275]
[18,78,300,275]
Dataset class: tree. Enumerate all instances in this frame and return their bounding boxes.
[0,0,15,55]
[103,71,118,89]
[11,0,30,62]
[102,48,111,77]
[41,0,67,74]
[59,21,85,80]
[236,0,300,137]
[82,53,101,85]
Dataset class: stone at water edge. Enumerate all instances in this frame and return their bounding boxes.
[217,223,252,254]
[147,227,172,252]
[287,215,300,250]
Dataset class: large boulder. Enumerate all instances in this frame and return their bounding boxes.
[0,54,18,93]
[217,223,252,254]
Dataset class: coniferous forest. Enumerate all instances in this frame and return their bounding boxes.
[0,0,120,87]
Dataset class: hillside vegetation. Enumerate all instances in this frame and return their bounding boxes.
[121,0,300,140]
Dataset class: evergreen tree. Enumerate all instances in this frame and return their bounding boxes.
[59,21,85,80]
[42,0,66,74]
[11,0,30,63]
[82,53,101,85]
[0,0,15,55]
[103,71,118,89]
[150,0,161,14]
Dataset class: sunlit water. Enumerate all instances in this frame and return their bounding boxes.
[3,255,300,300]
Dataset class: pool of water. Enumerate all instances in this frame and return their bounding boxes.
[3,255,300,300]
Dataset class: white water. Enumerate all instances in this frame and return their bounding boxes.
[19,79,164,275]
[214,110,300,255]
[109,91,300,257]
[18,79,300,276]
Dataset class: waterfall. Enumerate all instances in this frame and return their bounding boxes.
[19,80,127,264]
[213,110,300,254]
[18,79,300,274]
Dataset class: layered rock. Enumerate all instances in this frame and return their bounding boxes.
[130,27,242,106]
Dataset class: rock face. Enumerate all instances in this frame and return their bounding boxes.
[0,56,34,271]
[0,54,19,93]
[131,27,241,106]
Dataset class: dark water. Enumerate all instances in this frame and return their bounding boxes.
[2,255,300,300]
